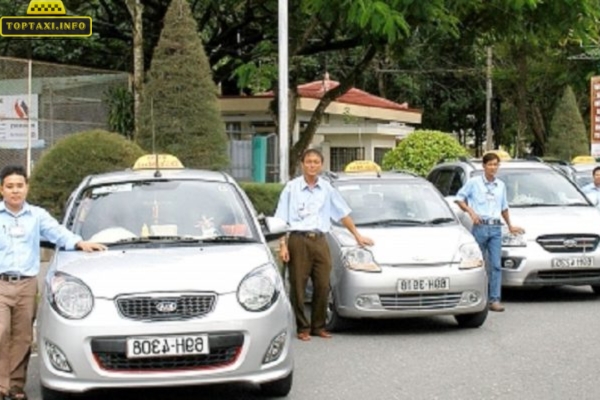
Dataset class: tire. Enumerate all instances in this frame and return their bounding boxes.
[260,371,293,398]
[591,285,600,296]
[41,385,73,400]
[325,288,351,332]
[454,307,488,328]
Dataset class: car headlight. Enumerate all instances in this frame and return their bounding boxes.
[457,242,483,269]
[237,264,281,312]
[48,272,94,319]
[502,233,526,247]
[343,248,381,272]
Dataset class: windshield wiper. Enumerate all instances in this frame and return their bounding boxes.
[107,236,203,246]
[423,217,456,225]
[356,218,426,227]
[510,203,564,208]
[199,235,257,243]
[563,202,591,207]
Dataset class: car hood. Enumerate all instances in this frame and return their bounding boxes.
[332,225,471,265]
[49,244,272,298]
[510,207,600,238]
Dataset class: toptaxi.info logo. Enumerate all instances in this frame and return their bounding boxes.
[0,0,92,37]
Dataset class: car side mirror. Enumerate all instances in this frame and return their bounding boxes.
[261,216,288,242]
[445,196,473,231]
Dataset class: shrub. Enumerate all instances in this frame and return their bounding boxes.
[382,130,468,176]
[29,130,146,219]
[546,85,589,160]
[239,182,284,216]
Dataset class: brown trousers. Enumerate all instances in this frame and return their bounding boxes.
[287,234,331,334]
[0,277,38,394]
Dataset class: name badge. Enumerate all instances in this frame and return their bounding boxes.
[9,225,25,237]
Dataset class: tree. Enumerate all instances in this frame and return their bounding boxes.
[382,130,468,176]
[546,86,589,160]
[137,0,229,170]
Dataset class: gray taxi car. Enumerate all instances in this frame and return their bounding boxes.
[37,156,294,399]
[323,170,488,331]
[428,158,600,294]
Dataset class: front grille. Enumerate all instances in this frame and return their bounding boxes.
[95,347,240,371]
[379,293,462,310]
[537,234,600,253]
[91,332,243,372]
[536,269,600,281]
[116,293,216,321]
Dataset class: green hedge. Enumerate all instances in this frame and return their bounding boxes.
[239,182,284,216]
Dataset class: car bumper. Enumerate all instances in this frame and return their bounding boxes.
[501,246,600,287]
[334,265,487,319]
[38,293,294,393]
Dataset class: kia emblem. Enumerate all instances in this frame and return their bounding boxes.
[156,301,178,313]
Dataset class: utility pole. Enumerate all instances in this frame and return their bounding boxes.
[278,0,289,183]
[485,46,494,151]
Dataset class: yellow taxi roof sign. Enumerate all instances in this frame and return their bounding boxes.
[133,154,184,170]
[484,150,512,161]
[571,155,596,164]
[344,160,382,173]
[27,0,66,15]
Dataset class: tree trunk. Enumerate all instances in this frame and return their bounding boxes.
[288,45,378,176]
[126,0,144,142]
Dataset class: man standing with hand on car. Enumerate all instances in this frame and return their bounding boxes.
[275,149,373,341]
[455,152,524,312]
[0,165,106,400]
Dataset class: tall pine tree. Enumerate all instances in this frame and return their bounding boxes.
[137,0,228,169]
[546,86,589,160]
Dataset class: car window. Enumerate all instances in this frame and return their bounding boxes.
[473,169,590,207]
[335,180,456,225]
[448,170,464,196]
[71,180,257,242]
[433,169,455,196]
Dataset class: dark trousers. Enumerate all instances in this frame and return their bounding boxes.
[287,233,331,334]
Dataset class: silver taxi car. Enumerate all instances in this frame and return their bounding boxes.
[324,170,488,331]
[428,158,600,294]
[37,155,293,399]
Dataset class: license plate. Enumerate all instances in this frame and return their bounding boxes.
[551,257,594,268]
[397,277,450,293]
[126,334,209,358]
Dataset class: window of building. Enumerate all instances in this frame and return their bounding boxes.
[330,147,365,171]
[374,147,392,165]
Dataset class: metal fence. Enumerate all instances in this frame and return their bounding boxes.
[0,56,129,171]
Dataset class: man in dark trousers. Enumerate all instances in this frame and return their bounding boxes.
[455,152,524,312]
[0,165,106,400]
[275,149,373,341]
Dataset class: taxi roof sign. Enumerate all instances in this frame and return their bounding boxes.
[484,150,512,161]
[344,160,382,173]
[571,155,596,164]
[27,0,66,15]
[133,154,184,170]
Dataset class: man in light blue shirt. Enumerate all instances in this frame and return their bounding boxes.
[275,149,373,341]
[455,153,523,312]
[581,166,600,207]
[0,165,106,400]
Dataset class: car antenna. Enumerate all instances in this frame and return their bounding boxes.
[151,97,162,178]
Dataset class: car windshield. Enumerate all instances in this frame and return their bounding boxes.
[334,180,456,226]
[473,169,590,207]
[70,180,257,244]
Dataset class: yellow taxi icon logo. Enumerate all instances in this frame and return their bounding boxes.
[571,155,596,164]
[133,154,184,170]
[27,0,66,15]
[484,149,512,161]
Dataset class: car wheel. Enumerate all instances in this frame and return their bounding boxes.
[260,371,293,397]
[454,307,488,328]
[41,385,73,400]
[591,285,600,296]
[326,288,351,332]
